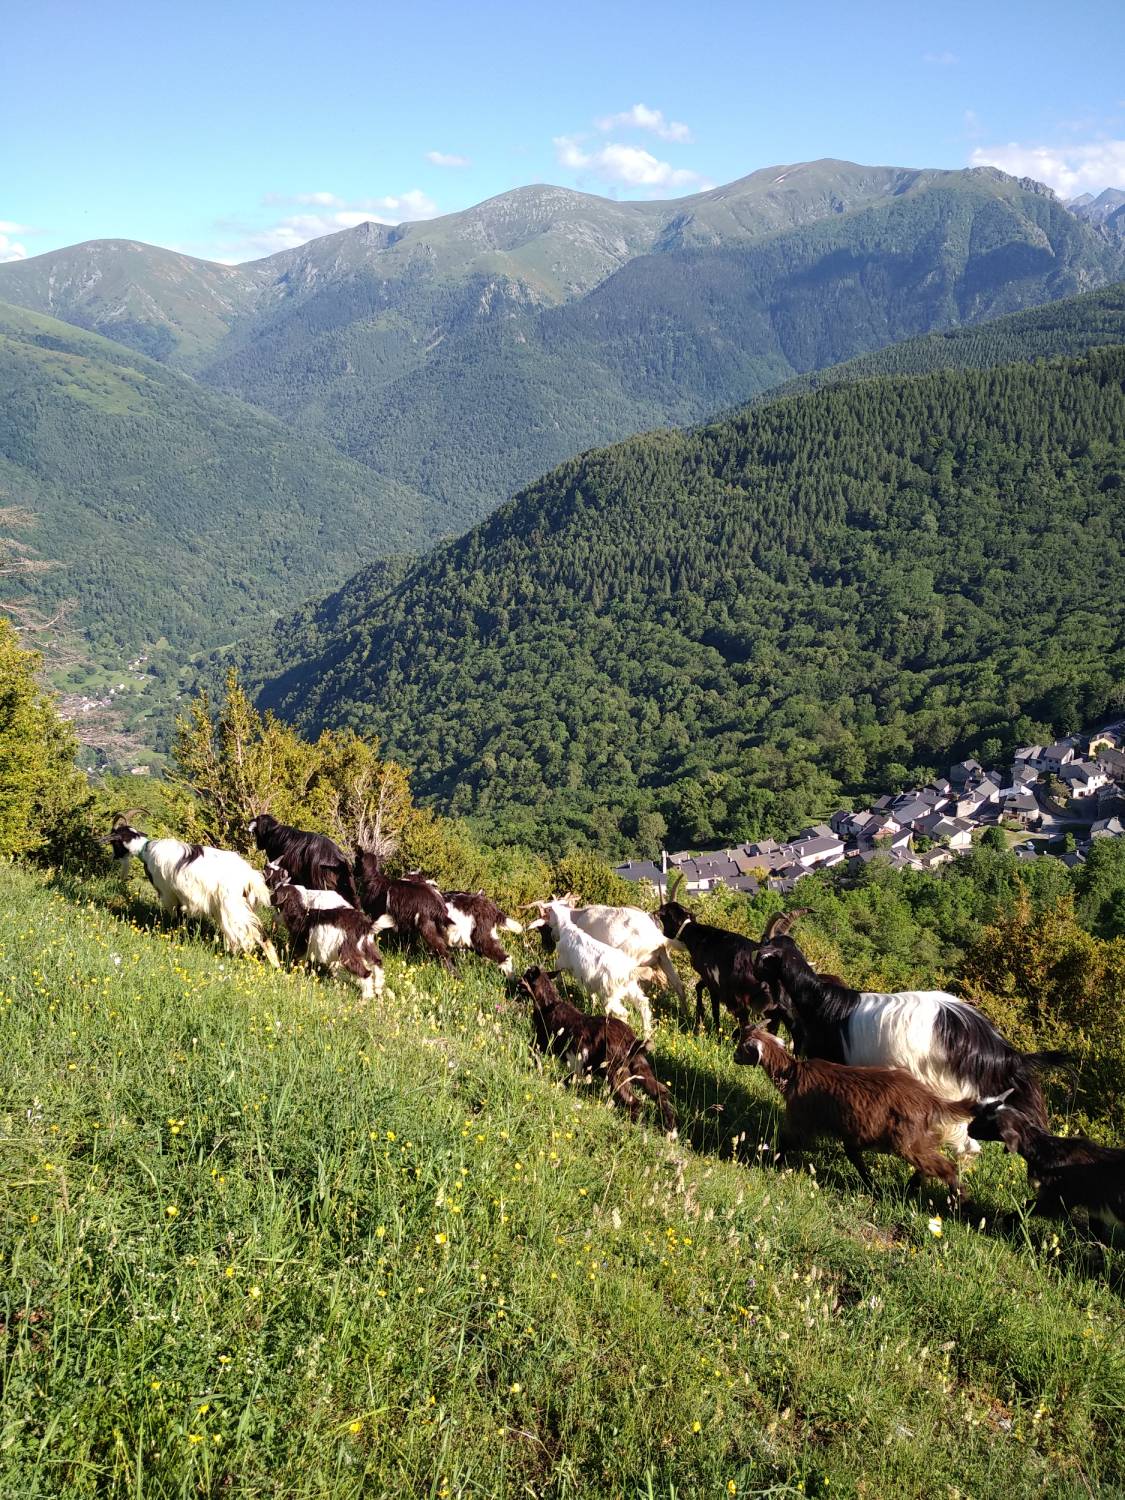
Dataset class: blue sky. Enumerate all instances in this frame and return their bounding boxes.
[3,0,1124,264]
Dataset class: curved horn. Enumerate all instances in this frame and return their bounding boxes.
[665,868,686,902]
[761,906,810,941]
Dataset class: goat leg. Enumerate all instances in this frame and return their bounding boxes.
[843,1143,876,1193]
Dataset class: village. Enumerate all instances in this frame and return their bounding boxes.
[615,723,1125,897]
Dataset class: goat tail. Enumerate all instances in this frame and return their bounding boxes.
[245,869,272,912]
[218,889,276,964]
[1027,1049,1074,1072]
[358,932,383,966]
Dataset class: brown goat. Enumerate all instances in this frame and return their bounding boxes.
[516,967,677,1133]
[735,1025,974,1199]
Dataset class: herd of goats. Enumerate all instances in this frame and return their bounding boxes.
[101,811,1125,1238]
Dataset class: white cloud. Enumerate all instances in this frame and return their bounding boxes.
[426,150,471,168]
[969,139,1125,197]
[553,136,708,192]
[594,103,692,143]
[923,50,958,65]
[0,219,33,262]
[211,189,441,262]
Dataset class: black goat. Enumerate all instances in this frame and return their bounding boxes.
[751,934,1069,1159]
[516,967,676,1132]
[248,813,357,902]
[652,900,801,1034]
[970,1095,1125,1235]
[353,850,455,969]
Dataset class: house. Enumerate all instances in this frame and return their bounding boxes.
[950,759,983,785]
[915,847,955,872]
[1060,760,1108,798]
[1041,742,1077,773]
[1010,762,1040,787]
[1002,790,1041,828]
[1096,746,1125,781]
[1013,745,1043,764]
[614,860,666,889]
[1090,816,1125,840]
[928,816,975,850]
[791,834,846,869]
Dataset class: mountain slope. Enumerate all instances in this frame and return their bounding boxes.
[754,280,1125,402]
[0,301,431,656]
[199,166,1125,522]
[244,346,1125,853]
[4,163,1124,536]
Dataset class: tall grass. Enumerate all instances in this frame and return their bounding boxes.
[1,863,1122,1498]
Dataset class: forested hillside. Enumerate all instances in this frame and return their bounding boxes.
[200,169,1125,523]
[244,348,1125,852]
[758,281,1125,402]
[3,164,1122,538]
[0,302,432,655]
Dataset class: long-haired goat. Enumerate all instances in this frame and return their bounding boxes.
[525,900,659,1040]
[248,813,357,902]
[652,896,802,1035]
[104,817,279,967]
[269,878,391,1001]
[353,850,455,969]
[751,934,1069,1158]
[553,896,687,1002]
[970,1094,1125,1235]
[735,1025,973,1199]
[516,967,676,1132]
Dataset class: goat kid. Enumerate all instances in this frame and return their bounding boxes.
[970,1093,1125,1236]
[353,851,455,969]
[104,818,280,967]
[516,967,676,1132]
[248,813,357,902]
[736,1026,972,1199]
[751,935,1068,1158]
[526,900,657,1041]
[443,890,523,973]
[269,880,391,1000]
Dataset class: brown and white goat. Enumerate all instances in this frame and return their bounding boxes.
[970,1094,1125,1236]
[735,1025,974,1199]
[444,890,523,973]
[516,967,677,1133]
[270,880,390,1001]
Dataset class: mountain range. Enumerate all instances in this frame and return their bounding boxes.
[3,161,1125,541]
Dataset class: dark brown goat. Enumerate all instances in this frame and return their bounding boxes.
[353,850,455,969]
[516,967,676,1133]
[652,899,803,1034]
[970,1095,1125,1236]
[735,1025,974,1199]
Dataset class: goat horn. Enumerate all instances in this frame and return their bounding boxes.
[762,907,810,941]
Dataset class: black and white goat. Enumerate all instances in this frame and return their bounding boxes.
[970,1094,1125,1235]
[269,877,391,1001]
[443,891,523,973]
[104,817,279,967]
[353,850,455,969]
[248,813,357,902]
[652,899,801,1035]
[516,967,676,1132]
[751,934,1068,1158]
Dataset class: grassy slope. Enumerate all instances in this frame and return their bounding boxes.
[1,862,1121,1498]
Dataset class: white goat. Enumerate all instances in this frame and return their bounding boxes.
[106,819,279,967]
[527,900,657,1040]
[557,896,686,1001]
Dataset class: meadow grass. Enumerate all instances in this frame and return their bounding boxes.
[1,861,1122,1498]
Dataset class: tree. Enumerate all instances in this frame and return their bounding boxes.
[980,825,1007,852]
[0,616,89,859]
